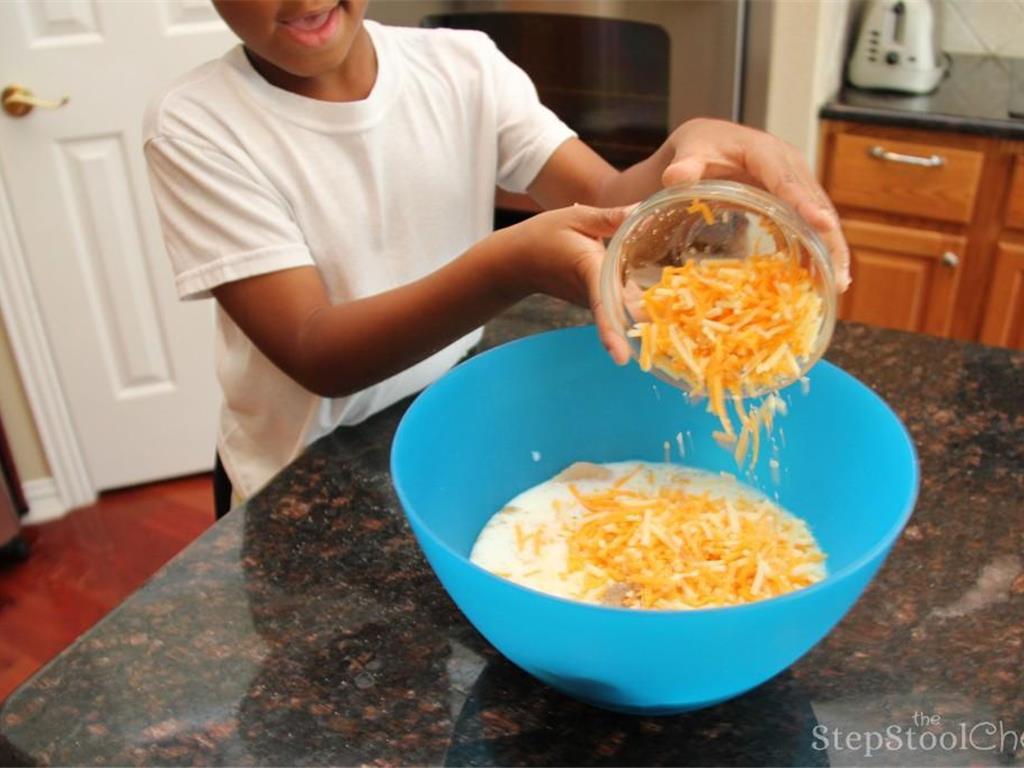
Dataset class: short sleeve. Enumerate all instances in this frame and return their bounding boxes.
[144,136,314,300]
[487,43,577,194]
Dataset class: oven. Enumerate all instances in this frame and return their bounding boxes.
[369,0,758,133]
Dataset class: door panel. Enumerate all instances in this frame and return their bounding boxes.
[22,0,103,46]
[58,134,173,392]
[160,0,226,33]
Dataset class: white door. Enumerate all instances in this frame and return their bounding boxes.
[0,1,236,492]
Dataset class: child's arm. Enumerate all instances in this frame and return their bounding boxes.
[212,205,632,399]
[527,118,850,291]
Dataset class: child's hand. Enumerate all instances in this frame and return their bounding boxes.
[499,204,634,365]
[660,119,851,291]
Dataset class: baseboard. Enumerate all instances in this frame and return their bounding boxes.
[21,477,68,524]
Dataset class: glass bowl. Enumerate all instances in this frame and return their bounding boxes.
[599,180,837,398]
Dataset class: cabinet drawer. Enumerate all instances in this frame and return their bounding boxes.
[1005,157,1024,231]
[826,134,983,223]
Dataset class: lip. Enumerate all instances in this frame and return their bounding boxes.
[278,3,341,48]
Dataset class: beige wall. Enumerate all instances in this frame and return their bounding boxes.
[763,0,855,171]
[939,0,1024,58]
[0,313,49,482]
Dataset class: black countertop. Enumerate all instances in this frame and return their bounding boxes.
[821,53,1024,139]
[2,297,1023,767]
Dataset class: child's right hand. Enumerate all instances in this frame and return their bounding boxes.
[495,203,635,366]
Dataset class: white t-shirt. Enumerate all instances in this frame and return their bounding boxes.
[143,20,575,498]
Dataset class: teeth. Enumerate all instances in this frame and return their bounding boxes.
[288,8,331,30]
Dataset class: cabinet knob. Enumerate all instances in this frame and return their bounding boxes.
[941,251,960,268]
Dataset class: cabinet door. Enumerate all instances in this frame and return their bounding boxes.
[839,219,966,336]
[1005,158,1024,232]
[980,242,1024,349]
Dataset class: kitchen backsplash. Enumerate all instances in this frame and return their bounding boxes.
[939,0,1024,58]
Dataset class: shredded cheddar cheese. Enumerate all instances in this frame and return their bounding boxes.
[627,218,822,469]
[565,478,824,609]
[470,462,826,611]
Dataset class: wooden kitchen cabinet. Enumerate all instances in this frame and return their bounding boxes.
[1004,157,1024,230]
[982,158,1024,349]
[820,120,1024,348]
[827,133,984,224]
[840,219,965,335]
[980,242,1024,348]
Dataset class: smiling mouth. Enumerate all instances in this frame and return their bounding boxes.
[279,1,342,46]
[282,4,336,30]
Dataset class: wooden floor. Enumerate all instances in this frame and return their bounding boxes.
[0,474,213,704]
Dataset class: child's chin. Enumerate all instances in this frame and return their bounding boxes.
[276,45,349,79]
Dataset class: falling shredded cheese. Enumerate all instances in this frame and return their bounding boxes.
[627,235,823,469]
[470,462,826,611]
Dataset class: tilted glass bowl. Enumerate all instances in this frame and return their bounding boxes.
[599,180,837,397]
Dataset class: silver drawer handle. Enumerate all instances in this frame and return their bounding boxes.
[869,145,945,167]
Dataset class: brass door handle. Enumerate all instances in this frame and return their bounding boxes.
[2,84,69,118]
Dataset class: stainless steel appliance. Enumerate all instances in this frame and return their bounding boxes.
[368,0,749,127]
[848,0,947,94]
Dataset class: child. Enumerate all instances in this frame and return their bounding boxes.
[143,0,850,517]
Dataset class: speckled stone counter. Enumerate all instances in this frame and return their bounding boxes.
[821,54,1024,139]
[1,297,1022,767]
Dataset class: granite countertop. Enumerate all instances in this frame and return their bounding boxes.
[1,297,1022,767]
[821,53,1024,139]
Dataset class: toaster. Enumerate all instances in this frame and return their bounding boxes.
[848,0,947,94]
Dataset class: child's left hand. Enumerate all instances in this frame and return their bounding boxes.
[660,118,850,291]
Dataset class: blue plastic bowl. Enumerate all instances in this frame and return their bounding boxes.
[391,326,919,714]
